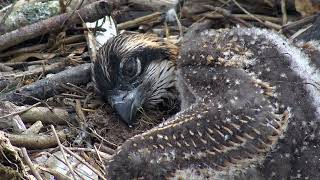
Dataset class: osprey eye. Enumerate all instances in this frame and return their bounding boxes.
[121,58,141,79]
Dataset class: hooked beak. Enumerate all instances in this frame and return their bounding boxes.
[109,88,144,126]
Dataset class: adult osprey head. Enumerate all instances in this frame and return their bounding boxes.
[92,33,179,125]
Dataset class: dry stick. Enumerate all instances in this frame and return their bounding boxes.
[6,130,67,149]
[4,53,88,68]
[0,35,85,58]
[282,14,317,32]
[89,128,118,149]
[94,145,107,171]
[204,5,251,27]
[13,92,52,111]
[63,146,107,180]
[50,125,78,180]
[60,83,87,96]
[203,13,281,23]
[195,0,231,23]
[66,147,111,158]
[83,23,98,62]
[22,121,43,134]
[281,0,287,25]
[50,34,86,50]
[232,0,264,23]
[2,62,66,79]
[289,25,313,41]
[0,102,41,120]
[95,143,115,155]
[61,93,85,99]
[0,63,91,104]
[20,119,44,180]
[232,0,281,30]
[74,99,90,145]
[21,148,44,180]
[0,0,114,52]
[75,100,86,123]
[0,44,48,58]
[66,83,89,95]
[117,12,163,30]
[20,106,70,125]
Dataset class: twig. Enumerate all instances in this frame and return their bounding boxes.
[232,0,281,30]
[65,147,111,158]
[282,14,317,32]
[202,13,281,23]
[0,43,48,58]
[75,100,86,123]
[14,92,52,110]
[94,143,115,155]
[63,146,107,180]
[50,34,86,51]
[289,25,313,41]
[281,0,287,25]
[21,147,44,180]
[61,0,85,28]
[61,93,86,99]
[83,23,98,62]
[89,128,117,149]
[60,83,88,96]
[117,12,163,30]
[204,5,251,27]
[94,144,106,171]
[66,83,89,95]
[22,121,43,135]
[232,0,264,23]
[171,9,183,38]
[0,102,41,120]
[4,53,88,68]
[0,63,91,104]
[1,62,66,80]
[0,34,85,58]
[74,99,89,145]
[50,125,77,180]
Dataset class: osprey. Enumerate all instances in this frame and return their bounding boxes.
[92,26,320,179]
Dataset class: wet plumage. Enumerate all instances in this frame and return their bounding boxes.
[93,27,320,180]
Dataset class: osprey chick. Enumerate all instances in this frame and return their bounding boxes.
[93,27,320,179]
[92,33,178,125]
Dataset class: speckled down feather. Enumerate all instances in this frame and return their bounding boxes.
[104,27,320,180]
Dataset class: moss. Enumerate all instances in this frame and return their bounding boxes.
[5,1,60,31]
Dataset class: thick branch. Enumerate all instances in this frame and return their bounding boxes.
[5,130,67,149]
[0,0,115,52]
[0,63,91,105]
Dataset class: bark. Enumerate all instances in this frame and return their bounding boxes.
[0,63,91,105]
[0,0,115,52]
